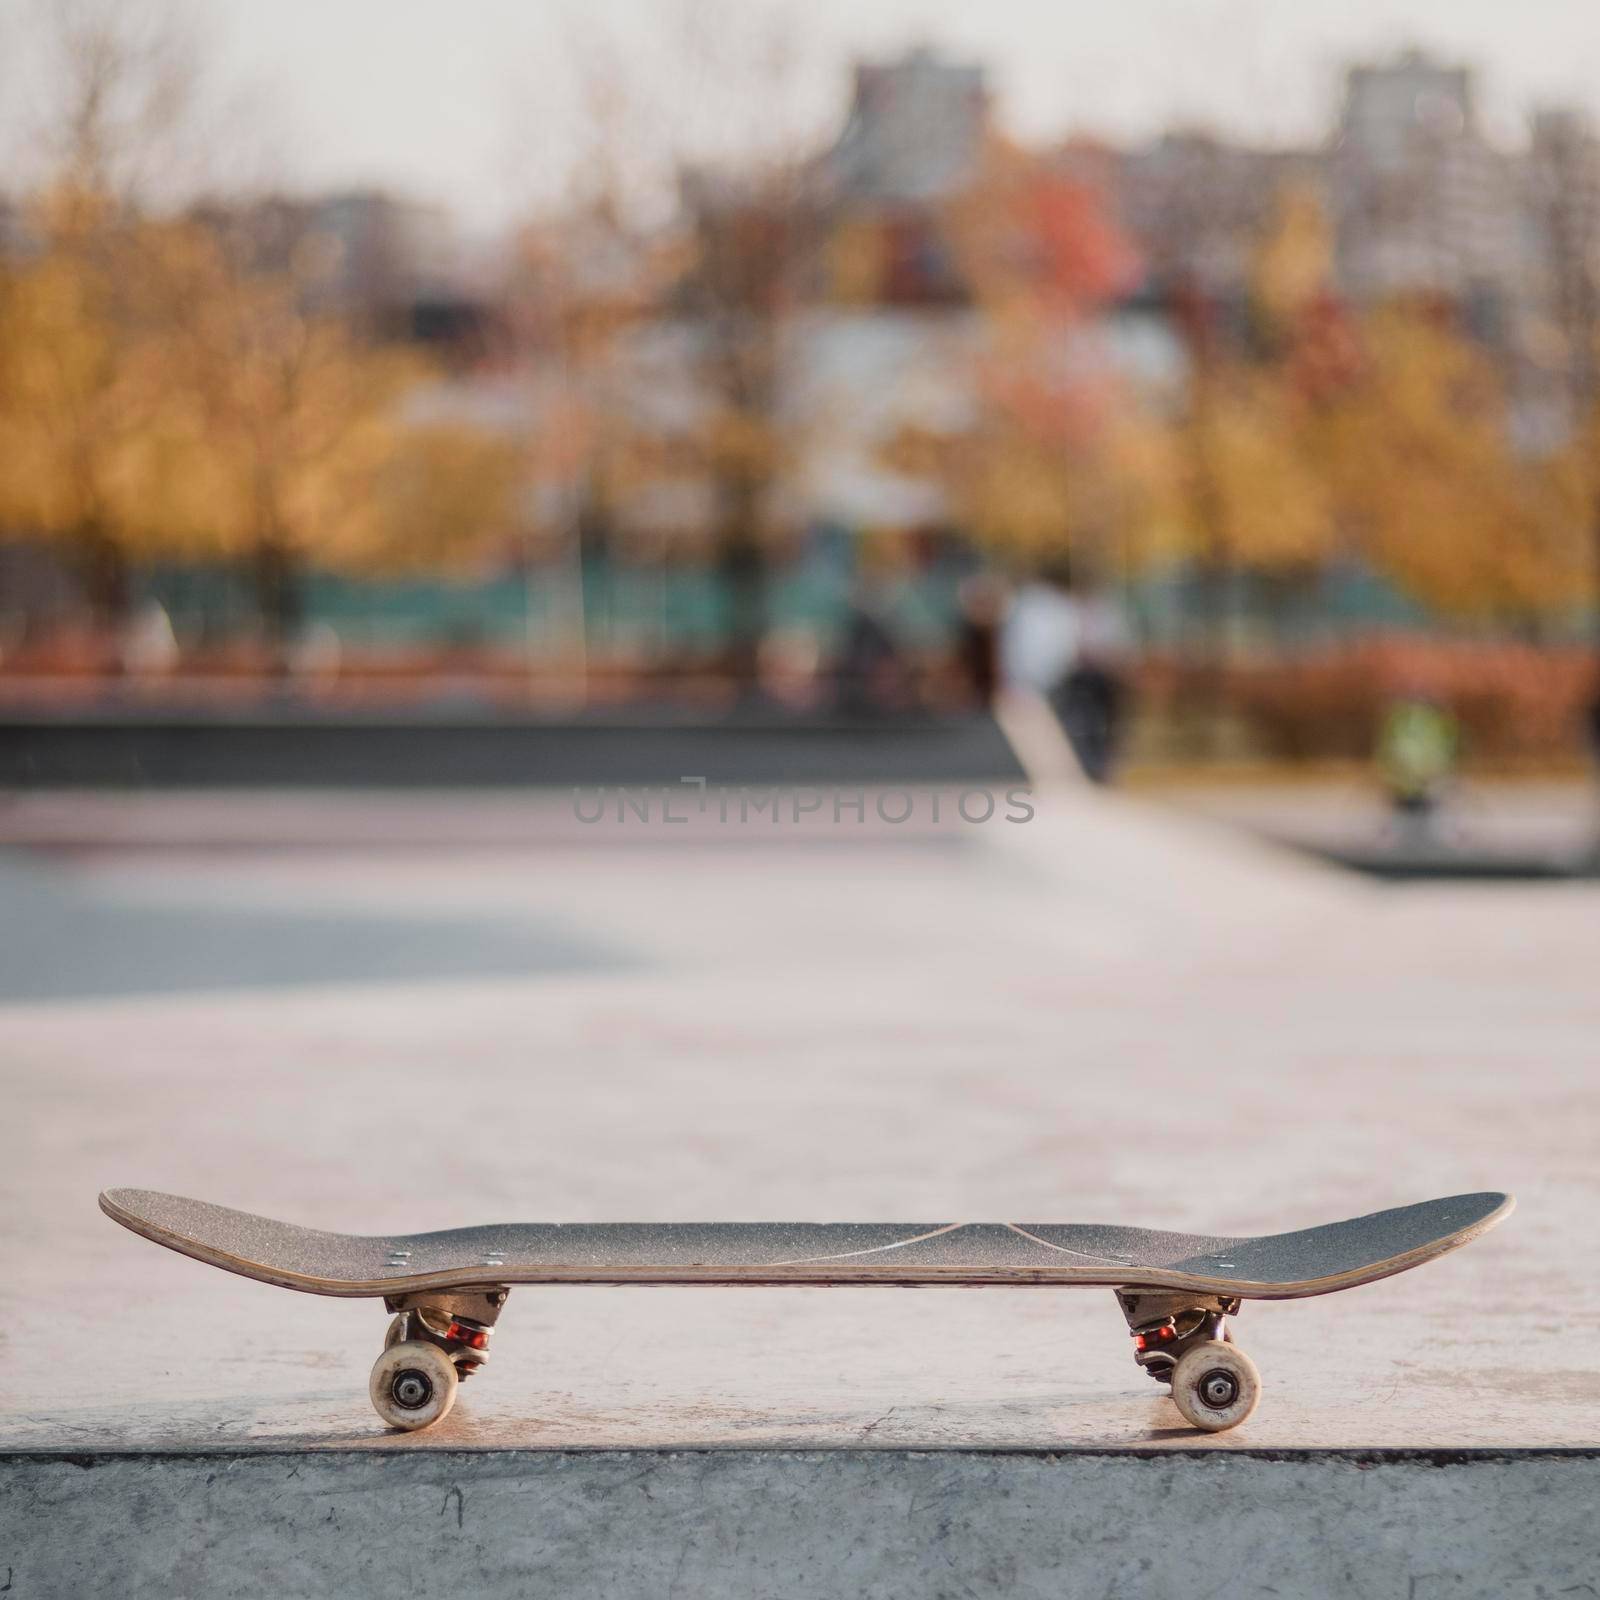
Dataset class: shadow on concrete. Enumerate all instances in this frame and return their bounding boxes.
[1291,845,1594,883]
[0,857,639,1002]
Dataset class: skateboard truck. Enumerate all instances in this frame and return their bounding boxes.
[1116,1289,1258,1432]
[372,1286,509,1429]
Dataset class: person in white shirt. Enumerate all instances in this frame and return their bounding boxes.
[1000,563,1082,696]
[1001,559,1131,783]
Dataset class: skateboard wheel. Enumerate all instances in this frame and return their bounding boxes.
[370,1340,458,1431]
[1170,1341,1260,1433]
[383,1314,408,1350]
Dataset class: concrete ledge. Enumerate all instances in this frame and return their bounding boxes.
[5,1448,1597,1598]
[0,711,1025,788]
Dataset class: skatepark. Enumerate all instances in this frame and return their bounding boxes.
[3,733,1597,1594]
[8,1,1600,1587]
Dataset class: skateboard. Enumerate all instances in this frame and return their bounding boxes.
[99,1188,1512,1434]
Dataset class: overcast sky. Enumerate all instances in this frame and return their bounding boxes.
[8,0,1600,230]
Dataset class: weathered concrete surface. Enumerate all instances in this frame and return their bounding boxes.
[1,774,1597,1591]
[1,783,1594,1453]
[1168,775,1600,877]
[6,1448,1598,1599]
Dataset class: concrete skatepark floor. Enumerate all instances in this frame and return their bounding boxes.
[2,783,1596,1454]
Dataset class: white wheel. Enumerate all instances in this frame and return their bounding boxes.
[370,1340,458,1431]
[383,1314,407,1350]
[1170,1340,1260,1433]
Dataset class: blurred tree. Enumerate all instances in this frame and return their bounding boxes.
[1188,187,1588,642]
[149,221,425,659]
[1157,186,1346,671]
[1252,187,1334,335]
[1183,363,1335,578]
[679,166,814,681]
[1196,189,1346,641]
[28,0,202,207]
[0,0,213,633]
[506,204,668,687]
[931,148,1151,576]
[0,201,515,656]
[1524,115,1600,753]
[0,195,183,626]
[528,0,827,688]
[1321,306,1590,628]
[359,424,525,574]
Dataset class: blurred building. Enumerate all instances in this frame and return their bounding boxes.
[825,47,991,204]
[460,46,1181,558]
[309,190,459,323]
[1329,49,1520,330]
[817,47,992,306]
[0,197,28,258]
[1083,133,1316,304]
[1073,45,1599,394]
[194,189,476,346]
[1518,108,1600,442]
[414,42,1600,605]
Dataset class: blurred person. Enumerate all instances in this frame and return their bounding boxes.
[836,573,910,716]
[1377,694,1459,849]
[757,625,825,712]
[1061,570,1133,785]
[955,573,1005,706]
[120,600,180,678]
[1000,561,1078,701]
[288,623,343,687]
[1001,559,1131,783]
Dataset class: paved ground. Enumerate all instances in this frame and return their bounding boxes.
[1171,774,1600,874]
[1,776,1596,1453]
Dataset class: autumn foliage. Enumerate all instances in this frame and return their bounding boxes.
[1139,638,1595,764]
[937,168,1594,642]
[0,190,520,646]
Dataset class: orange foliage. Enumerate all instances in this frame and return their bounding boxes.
[1141,638,1596,762]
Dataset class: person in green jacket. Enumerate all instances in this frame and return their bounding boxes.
[1378,696,1459,826]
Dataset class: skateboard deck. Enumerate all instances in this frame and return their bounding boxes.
[100,1188,1512,1435]
[101,1189,1508,1298]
